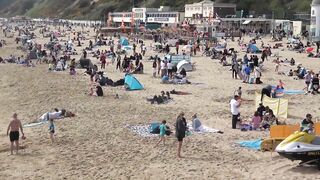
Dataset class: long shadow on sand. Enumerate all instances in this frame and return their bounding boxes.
[289,165,320,174]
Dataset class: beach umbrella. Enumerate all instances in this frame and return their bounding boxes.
[306,47,314,53]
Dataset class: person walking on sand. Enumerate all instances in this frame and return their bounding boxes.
[7,113,24,155]
[155,120,168,147]
[176,112,187,158]
[49,119,55,143]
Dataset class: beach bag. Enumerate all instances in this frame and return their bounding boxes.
[241,124,252,131]
[249,76,255,84]
[165,125,171,136]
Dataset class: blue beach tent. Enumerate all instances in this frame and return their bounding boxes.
[124,74,143,90]
[248,44,260,53]
[120,37,129,46]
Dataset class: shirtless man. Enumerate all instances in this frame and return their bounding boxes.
[7,113,24,155]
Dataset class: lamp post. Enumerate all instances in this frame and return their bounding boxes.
[272,10,275,33]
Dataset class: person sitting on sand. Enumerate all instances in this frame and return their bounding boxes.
[146,95,159,104]
[70,66,76,75]
[155,120,168,147]
[192,114,202,131]
[260,109,278,130]
[179,68,187,78]
[7,113,25,155]
[90,85,103,97]
[251,111,261,130]
[300,114,314,133]
[147,91,171,104]
[257,103,266,118]
[290,58,295,66]
[133,61,144,74]
[161,75,170,84]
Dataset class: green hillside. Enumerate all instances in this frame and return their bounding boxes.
[0,0,313,20]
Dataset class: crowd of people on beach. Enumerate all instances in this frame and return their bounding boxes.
[2,19,320,159]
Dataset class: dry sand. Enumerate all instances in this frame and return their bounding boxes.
[0,25,320,179]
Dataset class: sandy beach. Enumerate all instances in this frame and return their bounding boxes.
[1,25,320,179]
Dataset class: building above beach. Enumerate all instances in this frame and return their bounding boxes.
[184,0,236,20]
[311,0,320,41]
[107,6,184,29]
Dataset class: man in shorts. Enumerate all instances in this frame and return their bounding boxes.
[7,113,24,155]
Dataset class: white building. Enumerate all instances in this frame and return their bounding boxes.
[311,0,320,40]
[108,6,183,27]
[185,0,236,19]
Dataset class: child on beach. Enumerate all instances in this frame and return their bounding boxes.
[49,119,55,143]
[155,120,167,147]
[251,111,261,130]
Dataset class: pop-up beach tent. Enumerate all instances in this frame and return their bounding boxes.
[120,37,129,46]
[177,60,193,72]
[124,74,143,90]
[248,44,260,53]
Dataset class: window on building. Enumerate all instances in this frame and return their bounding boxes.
[312,10,315,15]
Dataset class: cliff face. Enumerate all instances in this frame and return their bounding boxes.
[0,0,313,20]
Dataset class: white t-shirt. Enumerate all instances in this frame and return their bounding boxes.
[254,67,261,78]
[160,61,166,70]
[49,111,62,119]
[230,99,240,115]
[39,111,62,121]
[167,62,173,70]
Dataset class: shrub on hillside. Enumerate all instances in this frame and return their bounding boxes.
[79,0,90,8]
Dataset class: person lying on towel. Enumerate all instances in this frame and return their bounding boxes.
[34,108,75,123]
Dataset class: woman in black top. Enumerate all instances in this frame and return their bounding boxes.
[176,112,187,158]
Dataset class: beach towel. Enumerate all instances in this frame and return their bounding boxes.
[187,124,223,134]
[127,124,223,137]
[127,125,159,137]
[23,121,47,128]
[283,90,305,95]
[237,139,262,150]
